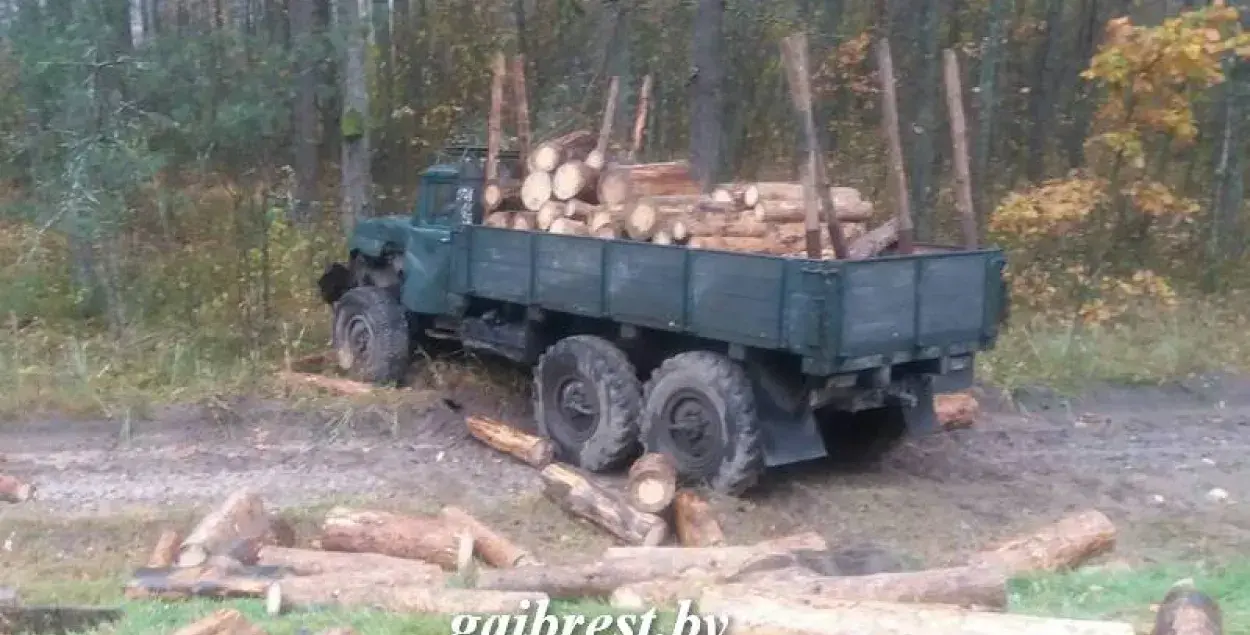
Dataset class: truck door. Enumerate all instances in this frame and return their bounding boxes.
[402,181,472,315]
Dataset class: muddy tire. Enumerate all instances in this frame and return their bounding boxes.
[533,335,643,472]
[640,351,764,496]
[331,285,411,385]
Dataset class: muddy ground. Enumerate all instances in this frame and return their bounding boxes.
[2,362,1249,575]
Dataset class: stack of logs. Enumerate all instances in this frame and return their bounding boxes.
[485,139,878,257]
[140,414,1216,635]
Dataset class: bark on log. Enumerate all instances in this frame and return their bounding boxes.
[539,462,667,546]
[145,529,183,568]
[0,474,34,503]
[688,217,772,238]
[673,489,725,547]
[729,564,1008,609]
[529,130,596,174]
[627,453,678,513]
[876,39,916,254]
[750,197,872,223]
[688,236,790,255]
[475,550,798,599]
[258,546,445,582]
[598,161,700,206]
[464,415,555,468]
[936,392,980,430]
[440,506,539,568]
[124,565,280,601]
[698,585,1136,635]
[548,218,589,236]
[847,218,900,259]
[484,211,512,228]
[536,200,564,230]
[602,531,827,562]
[277,370,374,396]
[486,52,504,186]
[171,608,266,635]
[271,574,547,615]
[318,507,462,570]
[1151,584,1222,635]
[552,159,600,202]
[521,171,553,211]
[966,509,1116,575]
[483,181,522,213]
[177,488,270,567]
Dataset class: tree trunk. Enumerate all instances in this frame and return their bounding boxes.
[587,75,620,170]
[289,0,319,224]
[539,463,667,546]
[317,507,462,570]
[178,489,271,567]
[697,585,1135,635]
[672,489,725,547]
[463,415,555,467]
[626,453,678,513]
[974,0,1010,224]
[338,0,373,232]
[689,0,725,190]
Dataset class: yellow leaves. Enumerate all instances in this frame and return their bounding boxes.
[1123,180,1200,217]
[990,177,1109,239]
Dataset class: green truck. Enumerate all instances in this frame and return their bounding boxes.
[318,147,1009,495]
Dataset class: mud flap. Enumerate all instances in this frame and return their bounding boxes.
[743,360,829,467]
[896,373,938,436]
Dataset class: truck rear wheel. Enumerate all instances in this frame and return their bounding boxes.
[332,286,411,385]
[533,335,643,471]
[640,351,764,496]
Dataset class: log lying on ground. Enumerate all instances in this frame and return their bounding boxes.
[598,161,700,206]
[177,488,271,567]
[936,392,980,430]
[171,608,266,635]
[627,453,678,514]
[521,171,553,211]
[318,507,462,570]
[124,564,281,601]
[672,489,726,547]
[464,415,555,468]
[539,462,667,547]
[847,218,899,259]
[553,159,600,203]
[1151,583,1223,635]
[271,574,547,615]
[258,545,445,583]
[440,506,539,568]
[146,529,183,568]
[613,564,1009,611]
[966,509,1116,575]
[697,585,1136,635]
[600,540,828,572]
[0,474,35,503]
[475,549,801,599]
[528,129,596,174]
[277,370,374,396]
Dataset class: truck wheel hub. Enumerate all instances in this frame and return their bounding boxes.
[339,315,373,368]
[556,378,599,438]
[664,390,720,469]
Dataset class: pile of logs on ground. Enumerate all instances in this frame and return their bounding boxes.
[135,412,1220,635]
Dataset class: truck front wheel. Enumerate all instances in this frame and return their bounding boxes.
[640,351,764,496]
[534,335,643,471]
[332,286,411,385]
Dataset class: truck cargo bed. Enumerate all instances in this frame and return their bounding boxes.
[449,226,1006,375]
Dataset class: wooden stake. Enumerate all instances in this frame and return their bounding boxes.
[942,49,978,249]
[629,75,653,162]
[587,76,620,170]
[876,38,915,255]
[779,32,849,260]
[510,55,532,169]
[486,52,504,186]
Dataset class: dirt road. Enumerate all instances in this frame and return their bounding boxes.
[2,369,1249,569]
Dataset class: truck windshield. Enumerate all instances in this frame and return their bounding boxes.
[421,181,475,226]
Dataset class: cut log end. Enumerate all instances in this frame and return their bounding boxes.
[627,453,678,513]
